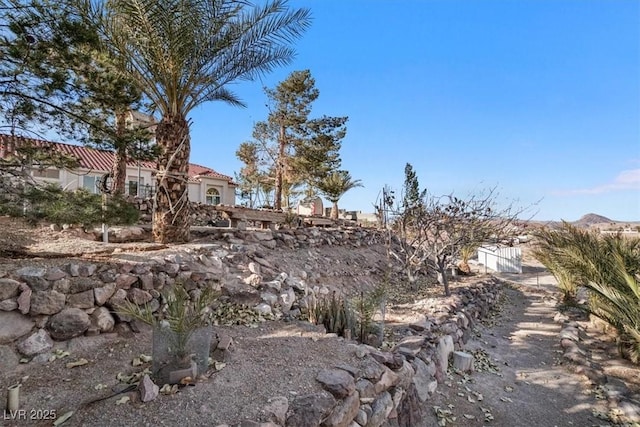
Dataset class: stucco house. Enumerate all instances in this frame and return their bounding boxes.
[0,134,236,205]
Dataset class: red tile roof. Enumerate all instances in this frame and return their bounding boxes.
[0,134,234,184]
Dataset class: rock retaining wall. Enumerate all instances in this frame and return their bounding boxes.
[0,227,388,352]
[237,280,503,427]
[0,225,503,427]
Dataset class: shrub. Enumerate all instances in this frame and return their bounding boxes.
[0,183,138,227]
[534,223,640,362]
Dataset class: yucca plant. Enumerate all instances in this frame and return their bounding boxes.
[312,292,356,339]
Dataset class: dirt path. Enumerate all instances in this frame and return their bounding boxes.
[422,283,609,427]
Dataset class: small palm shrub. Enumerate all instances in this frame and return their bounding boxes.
[118,283,219,371]
[534,223,640,363]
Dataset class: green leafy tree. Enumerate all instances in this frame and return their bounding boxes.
[317,170,363,220]
[96,0,311,242]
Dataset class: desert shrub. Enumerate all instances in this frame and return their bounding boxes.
[312,291,356,339]
[311,283,387,345]
[0,183,138,227]
[353,283,387,345]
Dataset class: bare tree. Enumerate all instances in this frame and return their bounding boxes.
[388,165,528,295]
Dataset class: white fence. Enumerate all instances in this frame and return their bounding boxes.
[477,246,522,274]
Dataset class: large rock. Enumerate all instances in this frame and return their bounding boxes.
[316,368,356,399]
[323,391,360,427]
[16,328,53,356]
[367,391,394,427]
[0,278,21,300]
[263,396,288,425]
[374,366,400,394]
[68,278,103,294]
[127,288,152,305]
[16,267,49,291]
[412,357,437,402]
[44,268,67,281]
[286,391,336,427]
[30,290,66,315]
[91,307,115,332]
[47,308,90,340]
[0,298,18,311]
[17,288,32,314]
[94,283,117,306]
[0,311,34,344]
[67,290,95,309]
[436,335,455,376]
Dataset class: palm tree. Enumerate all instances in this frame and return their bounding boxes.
[317,170,363,220]
[96,0,311,242]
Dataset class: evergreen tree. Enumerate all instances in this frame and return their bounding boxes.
[0,0,153,196]
[248,70,348,209]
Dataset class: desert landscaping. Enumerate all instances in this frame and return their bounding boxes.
[0,216,639,427]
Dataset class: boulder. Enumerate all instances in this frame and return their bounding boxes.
[67,290,95,309]
[316,368,356,399]
[0,311,34,344]
[367,391,394,427]
[30,290,66,315]
[17,288,32,314]
[91,307,115,332]
[0,278,21,300]
[263,396,288,425]
[0,298,18,311]
[286,391,336,427]
[17,328,53,356]
[436,335,455,375]
[323,391,360,427]
[16,267,49,291]
[94,283,117,306]
[47,308,91,340]
[128,288,153,305]
[412,357,436,402]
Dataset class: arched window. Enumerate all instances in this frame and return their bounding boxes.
[206,187,221,205]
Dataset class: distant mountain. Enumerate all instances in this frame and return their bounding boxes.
[573,213,613,227]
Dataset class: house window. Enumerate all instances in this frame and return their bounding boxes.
[127,176,144,196]
[32,168,60,179]
[82,175,99,194]
[205,187,221,205]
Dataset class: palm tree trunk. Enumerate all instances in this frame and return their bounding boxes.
[331,201,338,220]
[110,110,128,196]
[153,114,191,243]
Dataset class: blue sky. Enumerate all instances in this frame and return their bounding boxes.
[188,0,640,222]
